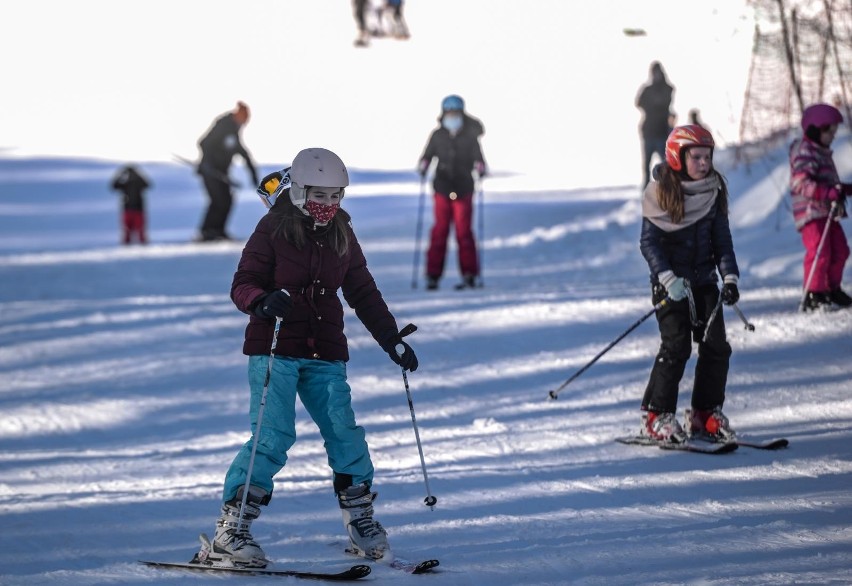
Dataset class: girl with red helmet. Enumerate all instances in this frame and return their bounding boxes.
[789,103,852,311]
[637,124,741,444]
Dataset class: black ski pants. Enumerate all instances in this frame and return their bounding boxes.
[641,283,732,414]
[200,174,233,240]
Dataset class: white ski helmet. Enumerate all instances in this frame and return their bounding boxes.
[289,148,349,210]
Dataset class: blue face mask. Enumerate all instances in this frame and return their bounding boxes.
[442,114,463,133]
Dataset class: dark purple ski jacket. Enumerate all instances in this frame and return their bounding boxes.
[231,213,398,362]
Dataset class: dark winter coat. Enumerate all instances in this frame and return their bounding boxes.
[198,112,258,184]
[111,166,150,211]
[420,114,485,195]
[636,80,674,139]
[640,172,739,288]
[231,213,398,362]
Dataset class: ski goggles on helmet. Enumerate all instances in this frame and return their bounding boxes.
[257,168,291,209]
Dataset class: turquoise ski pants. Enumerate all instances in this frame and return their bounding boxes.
[222,356,374,503]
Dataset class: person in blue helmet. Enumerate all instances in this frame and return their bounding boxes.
[417,95,487,290]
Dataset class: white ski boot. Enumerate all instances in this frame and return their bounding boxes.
[200,486,268,568]
[338,483,391,561]
[641,411,687,443]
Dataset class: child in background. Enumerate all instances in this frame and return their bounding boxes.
[638,125,740,443]
[111,164,150,244]
[789,103,852,311]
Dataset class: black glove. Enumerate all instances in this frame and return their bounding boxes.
[720,283,739,306]
[381,334,418,372]
[417,159,429,179]
[254,290,292,319]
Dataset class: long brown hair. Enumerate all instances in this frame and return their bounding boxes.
[655,164,729,224]
[269,190,351,257]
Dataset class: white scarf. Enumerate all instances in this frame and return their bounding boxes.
[642,174,721,233]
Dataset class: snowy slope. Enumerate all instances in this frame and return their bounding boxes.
[3,1,852,584]
[1,128,852,586]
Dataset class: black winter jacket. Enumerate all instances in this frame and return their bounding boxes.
[419,114,485,195]
[231,212,398,362]
[111,166,150,211]
[640,196,739,288]
[198,112,258,183]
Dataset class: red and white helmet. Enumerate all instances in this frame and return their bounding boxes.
[801,103,843,131]
[665,125,715,171]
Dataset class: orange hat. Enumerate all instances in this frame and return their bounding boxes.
[234,101,250,124]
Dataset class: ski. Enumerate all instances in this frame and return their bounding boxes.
[689,431,789,451]
[736,438,789,450]
[344,547,439,574]
[388,557,440,574]
[139,559,371,581]
[616,435,738,454]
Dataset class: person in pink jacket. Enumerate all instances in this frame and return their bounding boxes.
[789,103,852,311]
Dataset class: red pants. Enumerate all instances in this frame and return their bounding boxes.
[122,209,147,244]
[426,192,479,278]
[801,217,849,292]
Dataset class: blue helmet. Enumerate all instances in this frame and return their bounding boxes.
[441,94,465,112]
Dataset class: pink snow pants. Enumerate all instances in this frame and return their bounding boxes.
[801,217,849,292]
[426,192,479,279]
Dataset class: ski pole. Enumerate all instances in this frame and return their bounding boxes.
[702,295,724,343]
[476,176,485,288]
[411,177,426,289]
[732,303,756,331]
[548,298,669,400]
[395,323,437,510]
[237,311,283,527]
[798,201,837,311]
[172,153,239,188]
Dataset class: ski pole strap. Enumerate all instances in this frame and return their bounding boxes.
[702,296,724,343]
[684,280,699,327]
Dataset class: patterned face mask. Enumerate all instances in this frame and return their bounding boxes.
[304,200,340,225]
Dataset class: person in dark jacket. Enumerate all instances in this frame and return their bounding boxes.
[200,148,418,569]
[196,101,259,242]
[638,125,740,444]
[636,62,675,189]
[418,94,487,290]
[110,164,151,244]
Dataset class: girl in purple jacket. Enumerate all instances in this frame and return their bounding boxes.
[789,103,852,311]
[200,148,418,568]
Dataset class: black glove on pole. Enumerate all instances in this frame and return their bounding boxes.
[721,283,739,305]
[255,290,292,320]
